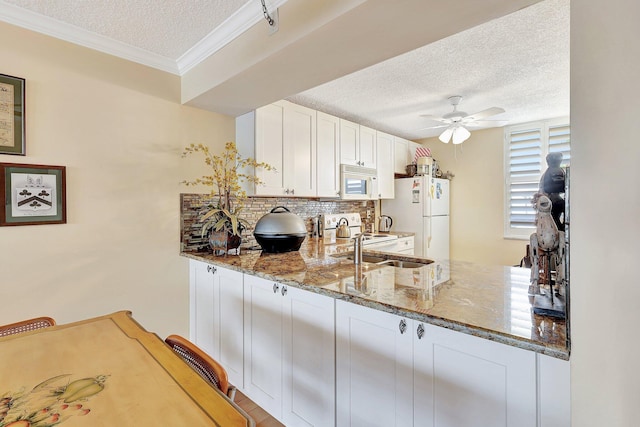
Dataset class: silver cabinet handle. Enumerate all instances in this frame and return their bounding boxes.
[284,189,290,194]
[207,265,216,274]
[281,285,287,296]
[273,283,280,293]
[417,323,425,340]
[399,319,407,334]
[291,189,295,195]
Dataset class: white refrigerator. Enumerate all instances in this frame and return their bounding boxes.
[382,177,450,260]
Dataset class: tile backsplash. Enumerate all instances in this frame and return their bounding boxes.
[181,193,376,252]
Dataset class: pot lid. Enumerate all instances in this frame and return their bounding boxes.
[254,206,307,235]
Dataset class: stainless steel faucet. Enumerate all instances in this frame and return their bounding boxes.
[354,233,364,265]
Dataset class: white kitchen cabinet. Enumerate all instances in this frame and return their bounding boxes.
[316,111,341,198]
[340,119,376,168]
[395,236,414,255]
[189,260,244,387]
[394,136,410,174]
[413,321,537,427]
[376,131,395,199]
[336,300,414,427]
[537,354,571,427]
[237,100,316,197]
[244,274,335,426]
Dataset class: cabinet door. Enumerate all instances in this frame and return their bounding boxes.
[189,260,216,356]
[284,102,316,197]
[282,286,335,427]
[359,125,377,169]
[255,102,286,195]
[394,137,409,174]
[214,267,245,388]
[376,131,395,199]
[413,322,537,427]
[317,112,341,198]
[243,275,284,419]
[340,119,360,166]
[336,300,413,427]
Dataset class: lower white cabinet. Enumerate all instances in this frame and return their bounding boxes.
[396,236,415,255]
[244,274,335,426]
[336,300,542,427]
[189,260,244,387]
[336,300,414,427]
[414,321,537,427]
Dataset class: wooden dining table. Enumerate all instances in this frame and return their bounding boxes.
[0,311,254,427]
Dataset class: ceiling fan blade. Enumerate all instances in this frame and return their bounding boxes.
[464,107,505,121]
[419,114,450,123]
[414,123,450,131]
[464,119,509,127]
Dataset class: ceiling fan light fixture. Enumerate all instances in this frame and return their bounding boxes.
[452,126,471,144]
[439,127,454,143]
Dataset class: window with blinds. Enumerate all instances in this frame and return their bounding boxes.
[504,119,570,238]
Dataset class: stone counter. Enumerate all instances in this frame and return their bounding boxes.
[181,238,569,360]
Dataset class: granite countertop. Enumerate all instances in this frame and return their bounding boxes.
[181,237,569,360]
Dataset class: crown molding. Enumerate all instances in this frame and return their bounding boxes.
[176,0,289,75]
[0,2,180,74]
[0,0,289,76]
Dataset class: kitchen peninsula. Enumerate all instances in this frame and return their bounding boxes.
[181,237,569,427]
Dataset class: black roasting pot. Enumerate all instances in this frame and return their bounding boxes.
[253,206,307,253]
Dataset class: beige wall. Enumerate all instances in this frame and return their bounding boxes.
[0,22,235,338]
[571,1,640,425]
[419,128,525,266]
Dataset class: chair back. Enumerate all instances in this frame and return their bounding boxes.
[165,334,234,400]
[0,316,56,337]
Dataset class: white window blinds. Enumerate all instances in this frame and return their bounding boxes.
[504,119,570,238]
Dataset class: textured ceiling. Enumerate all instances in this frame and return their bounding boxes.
[0,0,569,140]
[288,0,570,139]
[2,0,248,60]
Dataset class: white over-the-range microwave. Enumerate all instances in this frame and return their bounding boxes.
[340,164,377,200]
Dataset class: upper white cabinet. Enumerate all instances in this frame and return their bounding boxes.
[376,131,395,199]
[394,136,410,174]
[189,260,244,387]
[316,111,341,198]
[340,119,377,169]
[237,100,316,197]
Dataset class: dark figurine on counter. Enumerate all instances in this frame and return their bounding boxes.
[539,152,565,231]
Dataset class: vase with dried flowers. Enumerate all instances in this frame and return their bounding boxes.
[182,142,273,254]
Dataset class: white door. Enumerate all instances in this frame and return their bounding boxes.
[189,260,215,355]
[282,285,335,427]
[316,112,341,198]
[358,125,377,169]
[413,322,537,427]
[243,275,284,419]
[214,267,245,388]
[255,102,285,195]
[336,300,413,427]
[376,131,395,199]
[423,215,449,260]
[423,177,449,217]
[394,137,409,174]
[340,119,359,166]
[284,102,316,197]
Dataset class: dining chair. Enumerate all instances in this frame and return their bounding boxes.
[165,334,236,401]
[0,316,56,337]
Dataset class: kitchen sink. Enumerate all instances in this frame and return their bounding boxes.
[377,260,427,269]
[343,255,387,264]
[335,253,432,268]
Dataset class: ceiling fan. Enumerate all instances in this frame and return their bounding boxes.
[420,96,507,144]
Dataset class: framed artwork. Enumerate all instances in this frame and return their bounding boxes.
[0,163,66,226]
[0,74,26,155]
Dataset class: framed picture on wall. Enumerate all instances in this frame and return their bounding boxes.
[0,74,26,156]
[0,163,66,226]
